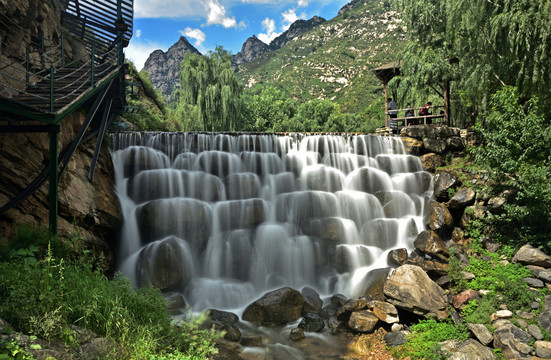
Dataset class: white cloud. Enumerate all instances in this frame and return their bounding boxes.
[136,29,142,38]
[297,0,308,6]
[257,17,280,44]
[205,0,245,28]
[124,40,167,71]
[180,27,207,52]
[281,8,301,31]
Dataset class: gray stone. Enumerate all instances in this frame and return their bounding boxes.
[493,322,533,360]
[527,324,544,340]
[242,287,304,326]
[449,339,496,360]
[384,331,408,347]
[347,310,379,333]
[433,171,461,201]
[383,264,448,319]
[240,336,262,347]
[467,323,493,346]
[535,269,551,283]
[208,309,239,324]
[512,245,551,268]
[539,310,551,334]
[301,286,323,316]
[222,324,241,342]
[414,230,449,261]
[535,340,551,358]
[423,138,447,154]
[448,187,476,209]
[298,313,325,332]
[446,137,465,152]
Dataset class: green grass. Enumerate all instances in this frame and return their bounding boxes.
[0,227,219,360]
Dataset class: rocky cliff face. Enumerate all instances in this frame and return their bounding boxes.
[231,16,326,68]
[142,36,201,101]
[0,112,121,268]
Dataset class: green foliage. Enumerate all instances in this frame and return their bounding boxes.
[0,337,37,360]
[0,229,219,359]
[396,0,551,126]
[391,318,469,360]
[447,247,468,292]
[176,47,242,131]
[474,87,551,250]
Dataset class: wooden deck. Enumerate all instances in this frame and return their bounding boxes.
[389,114,445,131]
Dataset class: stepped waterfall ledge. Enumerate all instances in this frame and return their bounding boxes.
[110,133,433,311]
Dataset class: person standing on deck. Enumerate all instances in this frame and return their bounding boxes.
[388,98,398,118]
[419,102,432,116]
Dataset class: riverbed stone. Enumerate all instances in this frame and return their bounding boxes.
[242,287,303,326]
[208,309,239,325]
[347,310,379,333]
[289,328,305,341]
[301,286,323,316]
[493,322,533,360]
[512,245,551,268]
[383,264,448,319]
[222,324,241,342]
[414,230,449,261]
[298,313,325,332]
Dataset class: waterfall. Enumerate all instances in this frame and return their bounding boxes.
[110,133,433,311]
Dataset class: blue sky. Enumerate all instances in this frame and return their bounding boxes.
[125,0,350,70]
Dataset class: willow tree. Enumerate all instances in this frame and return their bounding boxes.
[394,0,551,124]
[177,47,242,131]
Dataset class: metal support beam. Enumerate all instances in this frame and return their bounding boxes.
[48,126,59,236]
[88,99,113,181]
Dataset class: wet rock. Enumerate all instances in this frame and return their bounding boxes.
[208,309,239,324]
[387,248,408,266]
[400,137,424,155]
[164,293,186,313]
[384,331,408,347]
[369,300,399,324]
[298,313,325,332]
[240,336,263,347]
[428,200,454,236]
[331,293,349,307]
[301,286,323,316]
[223,173,260,200]
[213,338,243,360]
[359,267,390,301]
[493,322,533,360]
[347,310,379,333]
[242,287,304,326]
[336,298,368,320]
[289,328,305,341]
[448,339,496,360]
[383,264,448,319]
[512,245,551,268]
[419,153,444,172]
[467,323,493,346]
[327,316,347,334]
[448,187,476,210]
[136,236,194,290]
[452,290,481,310]
[301,217,346,243]
[423,138,447,154]
[433,171,462,202]
[414,230,450,261]
[222,324,241,342]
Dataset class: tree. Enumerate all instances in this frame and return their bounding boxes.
[176,47,242,131]
[242,86,296,132]
[394,0,551,124]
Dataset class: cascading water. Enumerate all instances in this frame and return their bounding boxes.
[110,132,433,312]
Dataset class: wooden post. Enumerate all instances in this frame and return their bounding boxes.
[384,84,388,128]
[444,80,450,126]
[48,126,59,236]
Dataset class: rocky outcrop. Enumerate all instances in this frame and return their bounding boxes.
[0,111,121,267]
[231,17,326,68]
[142,37,201,100]
[242,287,303,325]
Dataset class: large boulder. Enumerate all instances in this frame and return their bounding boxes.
[448,339,496,360]
[301,286,323,315]
[383,264,448,319]
[400,137,424,155]
[467,323,493,346]
[347,310,379,333]
[298,313,325,332]
[423,138,447,154]
[493,322,533,360]
[414,230,450,261]
[512,245,551,268]
[242,287,303,326]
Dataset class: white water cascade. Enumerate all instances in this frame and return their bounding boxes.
[110,133,433,312]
